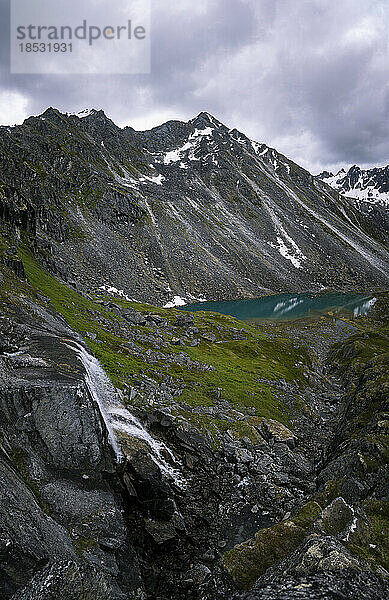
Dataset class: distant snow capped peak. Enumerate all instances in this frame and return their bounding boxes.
[317,164,389,206]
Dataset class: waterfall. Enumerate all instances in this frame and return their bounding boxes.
[65,340,184,485]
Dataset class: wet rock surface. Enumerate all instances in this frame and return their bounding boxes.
[0,308,143,599]
[10,561,114,600]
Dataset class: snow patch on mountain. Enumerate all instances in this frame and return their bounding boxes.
[98,285,134,301]
[72,108,96,119]
[164,296,187,308]
[139,173,165,186]
[265,204,306,269]
[319,166,389,206]
[162,125,214,164]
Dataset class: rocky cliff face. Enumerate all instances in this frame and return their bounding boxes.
[1,108,389,306]
[0,303,141,599]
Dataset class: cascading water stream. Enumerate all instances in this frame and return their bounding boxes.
[64,340,185,486]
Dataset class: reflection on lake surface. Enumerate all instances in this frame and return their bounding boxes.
[181,293,376,321]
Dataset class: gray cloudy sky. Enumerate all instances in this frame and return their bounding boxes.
[1,0,388,173]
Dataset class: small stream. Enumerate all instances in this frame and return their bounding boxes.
[66,340,185,486]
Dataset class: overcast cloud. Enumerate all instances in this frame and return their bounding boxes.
[0,0,388,173]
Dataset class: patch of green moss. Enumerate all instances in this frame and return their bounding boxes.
[223,500,323,590]
[292,501,322,529]
[23,160,48,178]
[0,263,29,311]
[175,411,264,448]
[0,231,9,254]
[166,340,297,423]
[313,479,344,508]
[223,520,306,590]
[163,319,310,423]
[330,326,389,384]
[347,500,389,571]
[19,247,119,331]
[72,536,99,558]
[350,402,381,434]
[88,336,153,388]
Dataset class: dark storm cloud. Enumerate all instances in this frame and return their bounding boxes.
[0,0,388,172]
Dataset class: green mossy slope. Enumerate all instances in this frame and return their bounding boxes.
[12,249,313,427]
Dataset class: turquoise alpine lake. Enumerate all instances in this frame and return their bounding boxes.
[180,293,376,321]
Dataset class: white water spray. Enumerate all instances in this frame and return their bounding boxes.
[353,297,377,317]
[65,340,185,485]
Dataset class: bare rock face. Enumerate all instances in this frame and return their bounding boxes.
[0,456,76,597]
[13,382,105,470]
[314,497,354,536]
[0,311,142,600]
[39,481,127,550]
[258,418,296,446]
[236,570,389,600]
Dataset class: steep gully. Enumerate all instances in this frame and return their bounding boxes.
[220,311,387,598]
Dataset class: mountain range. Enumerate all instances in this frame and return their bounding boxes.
[1,108,389,307]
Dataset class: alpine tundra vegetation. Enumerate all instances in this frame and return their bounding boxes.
[0,109,388,600]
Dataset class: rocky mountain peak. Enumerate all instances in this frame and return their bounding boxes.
[74,108,119,130]
[190,111,223,130]
[317,170,334,179]
[74,108,99,118]
[347,164,362,183]
[34,106,66,125]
